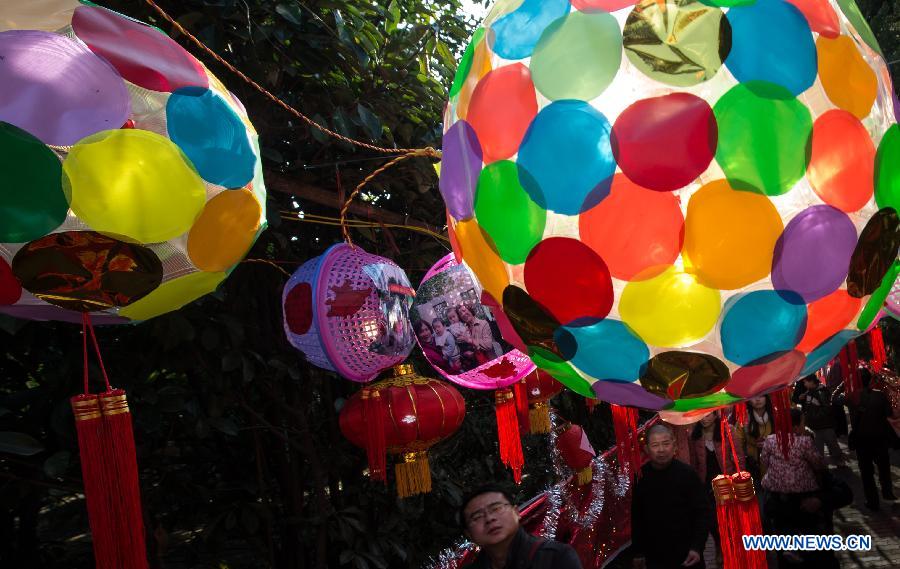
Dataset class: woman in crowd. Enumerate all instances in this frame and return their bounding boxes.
[736,395,774,482]
[761,408,837,568]
[689,411,744,565]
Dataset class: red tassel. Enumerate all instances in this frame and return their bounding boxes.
[770,387,793,460]
[712,476,741,569]
[585,398,597,413]
[732,472,768,569]
[75,314,148,569]
[733,404,748,428]
[611,405,640,479]
[513,378,531,434]
[98,390,149,569]
[362,388,387,483]
[71,394,117,567]
[495,388,524,483]
[870,325,887,373]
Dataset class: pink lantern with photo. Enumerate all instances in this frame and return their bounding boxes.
[412,254,535,481]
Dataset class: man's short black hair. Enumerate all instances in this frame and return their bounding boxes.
[458,483,515,529]
[802,374,819,385]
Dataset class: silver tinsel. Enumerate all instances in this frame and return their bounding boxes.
[540,410,630,533]
[427,539,476,569]
[539,482,564,540]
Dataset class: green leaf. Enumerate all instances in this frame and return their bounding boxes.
[356,104,382,140]
[435,40,455,68]
[275,3,303,26]
[43,450,71,479]
[386,0,400,33]
[0,431,44,456]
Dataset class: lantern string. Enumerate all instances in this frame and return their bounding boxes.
[143,0,438,158]
[278,209,450,243]
[338,147,441,247]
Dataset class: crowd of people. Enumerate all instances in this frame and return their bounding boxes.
[414,303,506,373]
[630,366,898,569]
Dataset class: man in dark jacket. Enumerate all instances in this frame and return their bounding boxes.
[631,423,709,569]
[796,375,846,466]
[842,368,897,510]
[461,484,582,569]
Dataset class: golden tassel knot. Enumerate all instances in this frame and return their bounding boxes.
[392,363,415,377]
[495,388,514,404]
[731,471,757,502]
[395,450,431,499]
[711,474,736,505]
[576,466,594,486]
[528,401,552,434]
[99,391,131,416]
[71,395,102,421]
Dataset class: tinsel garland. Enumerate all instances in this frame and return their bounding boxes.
[540,409,630,537]
[428,540,476,569]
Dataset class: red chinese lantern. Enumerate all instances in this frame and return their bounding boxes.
[339,364,465,498]
[523,370,563,434]
[556,422,596,486]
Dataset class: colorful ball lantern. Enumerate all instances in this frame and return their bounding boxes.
[339,364,465,498]
[884,274,900,320]
[524,369,564,434]
[282,243,416,382]
[441,0,900,418]
[412,254,535,479]
[0,3,267,324]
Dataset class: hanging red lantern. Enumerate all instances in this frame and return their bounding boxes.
[524,370,563,434]
[555,422,596,486]
[339,364,465,498]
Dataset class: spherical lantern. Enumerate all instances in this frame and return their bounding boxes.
[440,0,900,417]
[412,254,535,479]
[884,274,900,320]
[524,369,564,434]
[339,364,465,498]
[282,243,416,382]
[0,2,267,324]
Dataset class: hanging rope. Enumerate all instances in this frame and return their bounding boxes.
[143,0,432,156]
[338,147,442,246]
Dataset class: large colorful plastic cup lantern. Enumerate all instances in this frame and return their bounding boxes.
[884,275,900,320]
[0,3,266,324]
[441,0,900,418]
[412,254,535,479]
[339,364,465,498]
[282,243,416,382]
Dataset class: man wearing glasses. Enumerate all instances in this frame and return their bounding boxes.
[459,484,583,569]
